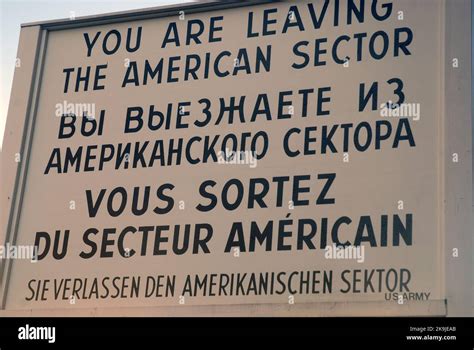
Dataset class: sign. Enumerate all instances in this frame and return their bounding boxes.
[1,0,472,316]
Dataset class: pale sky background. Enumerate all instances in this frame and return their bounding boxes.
[0,0,193,150]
